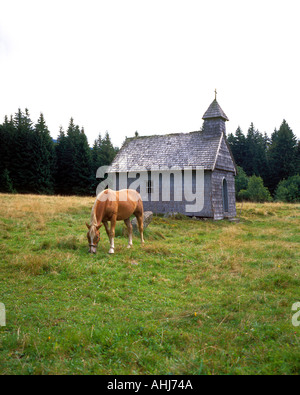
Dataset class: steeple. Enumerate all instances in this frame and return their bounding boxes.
[202,98,229,122]
[202,94,229,137]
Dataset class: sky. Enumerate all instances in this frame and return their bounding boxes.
[0,0,300,148]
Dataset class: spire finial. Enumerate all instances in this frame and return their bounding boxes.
[214,88,217,100]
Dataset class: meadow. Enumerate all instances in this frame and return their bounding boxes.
[0,194,299,375]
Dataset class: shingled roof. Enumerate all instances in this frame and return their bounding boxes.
[107,131,223,172]
[107,98,236,173]
[202,99,229,121]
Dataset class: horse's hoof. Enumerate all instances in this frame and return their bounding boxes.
[108,248,114,254]
[127,244,132,249]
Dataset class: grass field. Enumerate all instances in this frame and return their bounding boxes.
[0,193,299,375]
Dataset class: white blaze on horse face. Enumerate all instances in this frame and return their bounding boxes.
[88,226,100,254]
[90,245,97,254]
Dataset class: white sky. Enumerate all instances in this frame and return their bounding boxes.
[0,0,299,147]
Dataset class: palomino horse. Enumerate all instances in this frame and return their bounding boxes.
[86,189,144,254]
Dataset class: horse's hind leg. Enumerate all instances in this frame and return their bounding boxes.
[136,214,144,245]
[124,218,133,248]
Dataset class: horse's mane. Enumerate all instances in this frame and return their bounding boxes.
[90,190,108,227]
[90,199,99,227]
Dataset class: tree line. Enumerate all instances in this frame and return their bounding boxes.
[0,109,299,201]
[228,120,300,202]
[0,109,119,195]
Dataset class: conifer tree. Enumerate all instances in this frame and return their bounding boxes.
[55,126,71,195]
[228,126,247,169]
[27,113,56,194]
[91,136,103,193]
[90,131,119,195]
[296,140,300,175]
[244,123,269,183]
[267,120,297,194]
[55,119,92,195]
[10,108,35,193]
[98,131,118,166]
[73,127,92,195]
[0,169,14,193]
[0,118,15,192]
[0,117,13,172]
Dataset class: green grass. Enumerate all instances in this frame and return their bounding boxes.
[0,195,299,375]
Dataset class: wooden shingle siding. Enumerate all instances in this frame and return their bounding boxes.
[211,170,236,219]
[107,98,237,219]
[202,118,226,137]
[214,136,236,173]
[118,170,214,217]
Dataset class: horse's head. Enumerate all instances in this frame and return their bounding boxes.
[86,223,101,254]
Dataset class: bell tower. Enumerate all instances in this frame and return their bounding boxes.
[202,91,229,137]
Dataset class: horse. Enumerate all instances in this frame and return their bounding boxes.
[86,189,144,254]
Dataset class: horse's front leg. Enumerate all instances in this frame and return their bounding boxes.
[103,221,110,241]
[103,221,110,242]
[108,215,117,254]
